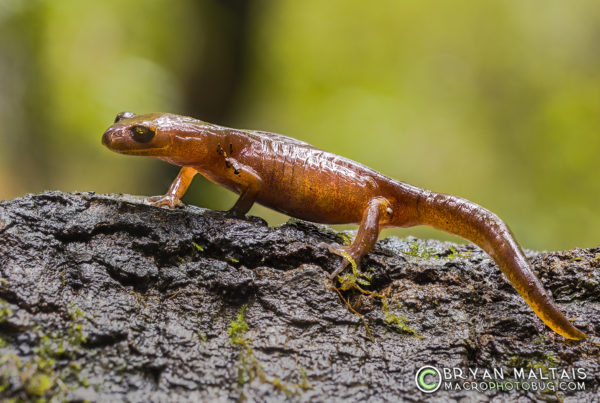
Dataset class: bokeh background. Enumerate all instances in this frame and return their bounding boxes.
[1,0,598,250]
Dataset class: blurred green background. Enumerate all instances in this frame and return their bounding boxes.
[0,0,598,250]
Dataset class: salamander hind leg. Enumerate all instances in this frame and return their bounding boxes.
[328,197,393,279]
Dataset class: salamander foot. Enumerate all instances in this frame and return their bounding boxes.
[317,242,357,279]
[225,207,247,219]
[146,195,183,209]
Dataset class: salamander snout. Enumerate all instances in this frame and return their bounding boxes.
[101,126,129,150]
[101,129,112,147]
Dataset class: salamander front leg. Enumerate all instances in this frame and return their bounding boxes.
[147,166,197,209]
[328,197,392,279]
[225,159,263,218]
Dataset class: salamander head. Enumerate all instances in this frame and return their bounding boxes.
[102,112,176,156]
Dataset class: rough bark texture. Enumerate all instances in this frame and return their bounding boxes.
[0,191,598,402]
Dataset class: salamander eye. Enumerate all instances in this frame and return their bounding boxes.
[129,125,155,143]
[114,111,136,123]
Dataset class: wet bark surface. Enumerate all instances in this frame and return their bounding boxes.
[0,191,598,402]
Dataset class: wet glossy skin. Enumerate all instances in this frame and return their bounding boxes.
[102,112,586,340]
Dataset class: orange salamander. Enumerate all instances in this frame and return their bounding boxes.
[102,112,586,340]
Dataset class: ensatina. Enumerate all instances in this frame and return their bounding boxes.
[102,112,586,340]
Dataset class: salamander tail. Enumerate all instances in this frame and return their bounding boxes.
[414,191,586,340]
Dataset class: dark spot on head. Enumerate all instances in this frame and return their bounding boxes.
[129,125,155,143]
[114,111,136,123]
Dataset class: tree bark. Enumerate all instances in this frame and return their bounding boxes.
[0,191,598,401]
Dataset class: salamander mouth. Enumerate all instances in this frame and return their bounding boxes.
[109,147,169,156]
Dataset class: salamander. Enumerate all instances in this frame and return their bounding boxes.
[102,111,586,340]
